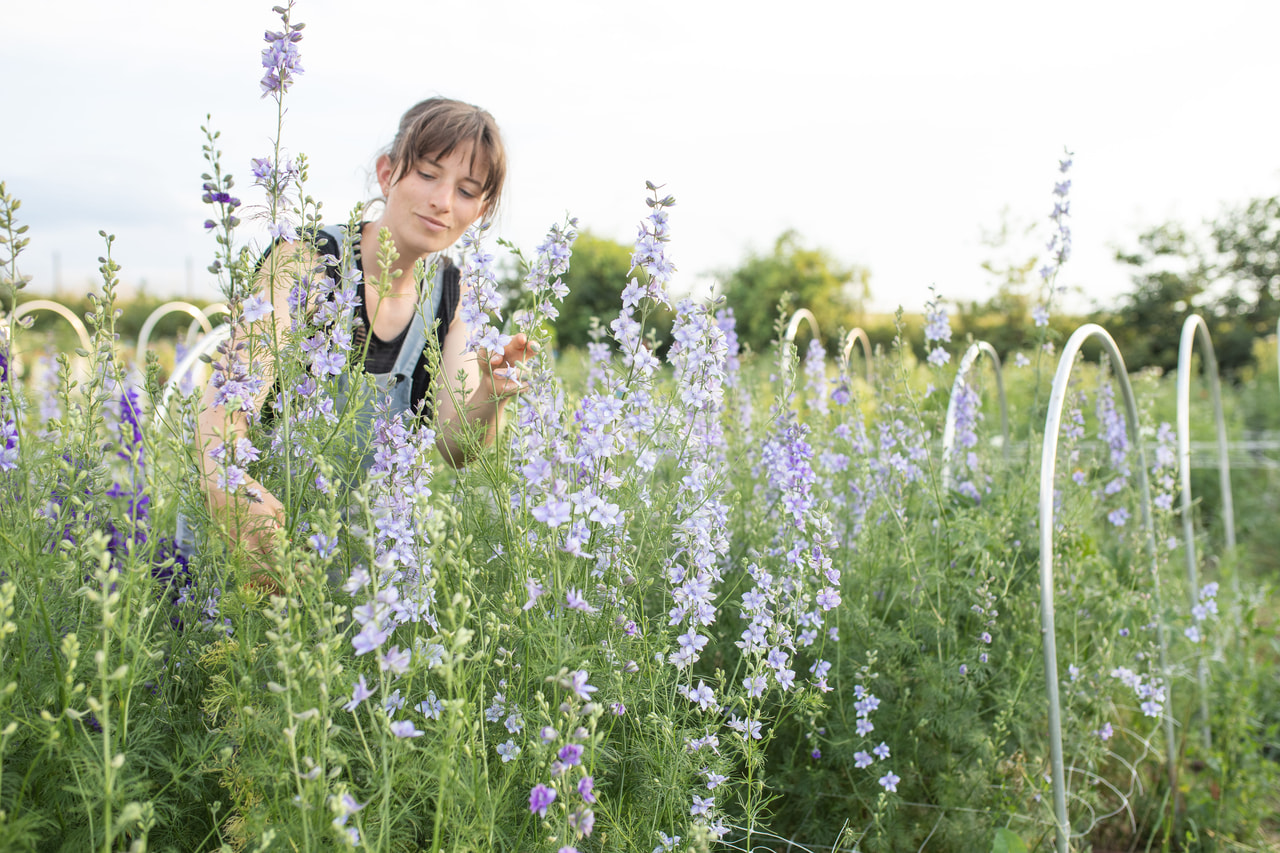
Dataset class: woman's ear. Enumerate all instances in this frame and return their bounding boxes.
[375,154,393,196]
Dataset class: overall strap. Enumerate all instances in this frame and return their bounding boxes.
[390,258,447,384]
[316,224,350,277]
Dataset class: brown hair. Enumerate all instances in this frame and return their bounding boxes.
[384,97,506,221]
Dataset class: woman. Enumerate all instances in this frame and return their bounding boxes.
[192,97,531,588]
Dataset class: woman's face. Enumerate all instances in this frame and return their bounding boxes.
[376,144,488,257]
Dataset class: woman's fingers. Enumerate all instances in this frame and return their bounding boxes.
[477,334,540,366]
[474,335,540,397]
[503,333,539,363]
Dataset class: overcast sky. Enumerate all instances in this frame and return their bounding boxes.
[4,0,1278,316]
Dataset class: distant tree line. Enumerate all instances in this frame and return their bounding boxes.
[1098,194,1279,376]
[12,191,1276,376]
[529,229,876,357]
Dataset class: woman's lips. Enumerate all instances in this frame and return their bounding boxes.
[418,214,447,232]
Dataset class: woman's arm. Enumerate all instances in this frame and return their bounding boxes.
[194,243,317,587]
[432,303,536,468]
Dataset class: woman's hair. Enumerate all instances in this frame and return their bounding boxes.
[383,97,506,221]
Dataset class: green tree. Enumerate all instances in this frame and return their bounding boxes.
[1210,195,1280,368]
[1099,222,1212,374]
[718,230,869,354]
[1103,195,1279,375]
[499,229,675,353]
[552,230,636,350]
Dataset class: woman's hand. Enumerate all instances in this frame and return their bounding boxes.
[239,504,289,596]
[435,317,541,467]
[477,332,539,400]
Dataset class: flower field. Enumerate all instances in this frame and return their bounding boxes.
[1,6,1278,852]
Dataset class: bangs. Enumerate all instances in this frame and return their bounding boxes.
[389,99,507,216]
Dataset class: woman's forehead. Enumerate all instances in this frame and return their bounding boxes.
[419,144,489,182]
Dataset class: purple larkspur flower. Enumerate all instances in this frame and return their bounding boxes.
[389,719,423,738]
[630,192,676,306]
[260,8,304,97]
[923,298,951,345]
[305,529,337,557]
[497,740,520,762]
[352,623,390,656]
[343,675,373,712]
[459,224,513,354]
[416,692,442,720]
[568,807,595,837]
[558,743,584,766]
[564,588,598,615]
[242,293,273,323]
[1042,150,1074,281]
[379,645,410,676]
[566,670,596,702]
[680,680,716,712]
[690,794,714,817]
[529,783,556,817]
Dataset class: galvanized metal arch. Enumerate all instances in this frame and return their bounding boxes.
[136,301,213,361]
[1176,314,1237,749]
[1039,323,1175,853]
[779,308,823,409]
[940,340,1010,493]
[188,302,229,347]
[157,323,231,421]
[13,299,91,353]
[840,326,874,385]
[783,308,819,351]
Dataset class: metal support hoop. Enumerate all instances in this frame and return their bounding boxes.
[780,308,822,406]
[1176,314,1237,749]
[940,341,1010,492]
[188,302,229,348]
[783,308,820,351]
[12,299,92,353]
[156,323,231,424]
[136,301,213,362]
[840,327,874,385]
[1039,323,1175,853]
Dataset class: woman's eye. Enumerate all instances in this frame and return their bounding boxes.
[459,187,476,200]
[417,171,435,181]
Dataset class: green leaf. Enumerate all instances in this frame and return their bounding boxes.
[991,828,1028,853]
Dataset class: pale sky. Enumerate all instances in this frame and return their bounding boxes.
[4,0,1278,316]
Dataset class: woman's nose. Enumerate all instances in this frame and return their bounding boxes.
[428,181,452,212]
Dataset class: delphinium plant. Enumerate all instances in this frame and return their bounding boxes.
[3,5,1279,848]
[1,182,30,478]
[0,183,225,847]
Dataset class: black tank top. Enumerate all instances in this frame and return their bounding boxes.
[312,227,462,416]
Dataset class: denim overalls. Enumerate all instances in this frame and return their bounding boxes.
[329,224,445,476]
[175,225,445,560]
